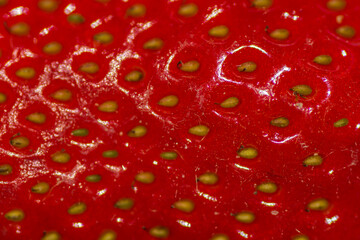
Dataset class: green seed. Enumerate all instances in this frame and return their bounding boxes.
[38,0,59,12]
[94,32,114,44]
[269,29,290,40]
[327,0,346,11]
[128,125,147,138]
[237,61,257,73]
[125,70,143,82]
[179,60,200,72]
[143,38,164,50]
[26,112,46,124]
[238,147,258,159]
[0,93,7,103]
[158,95,179,107]
[292,235,309,240]
[67,13,85,24]
[0,164,12,175]
[336,25,356,39]
[160,151,178,160]
[86,174,102,183]
[198,172,218,185]
[220,97,239,108]
[79,62,100,74]
[10,136,30,149]
[126,4,146,17]
[313,55,332,65]
[51,151,70,163]
[51,89,72,102]
[334,118,349,128]
[114,198,134,210]
[135,172,155,184]
[256,181,278,194]
[31,182,50,194]
[252,0,273,8]
[98,230,117,240]
[303,154,323,166]
[173,199,195,213]
[307,198,329,211]
[5,209,25,222]
[211,234,230,240]
[270,117,289,128]
[43,41,62,55]
[188,125,209,136]
[178,3,198,17]
[16,67,36,79]
[208,25,229,38]
[102,150,119,158]
[42,231,61,240]
[291,85,313,96]
[68,202,87,215]
[72,128,89,137]
[234,211,256,224]
[98,101,118,113]
[10,22,30,36]
[149,226,169,239]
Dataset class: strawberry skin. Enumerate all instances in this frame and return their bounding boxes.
[1,0,360,239]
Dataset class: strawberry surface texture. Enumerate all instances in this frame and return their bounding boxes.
[0,0,360,239]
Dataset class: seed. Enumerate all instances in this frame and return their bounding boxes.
[42,231,61,240]
[114,198,134,210]
[38,0,59,12]
[98,101,118,113]
[0,0,8,6]
[178,3,198,17]
[189,125,209,136]
[334,118,349,127]
[336,26,356,39]
[85,174,102,183]
[178,60,200,72]
[135,172,155,184]
[31,182,50,194]
[68,202,87,215]
[256,181,278,194]
[269,29,290,40]
[95,0,111,3]
[67,13,85,24]
[126,4,146,17]
[72,128,89,137]
[313,55,332,65]
[125,70,143,82]
[149,226,169,239]
[270,117,289,128]
[79,62,99,74]
[51,151,70,163]
[143,38,164,50]
[211,234,230,240]
[9,22,30,36]
[102,150,119,158]
[237,61,257,73]
[94,32,114,44]
[307,198,329,211]
[158,95,179,107]
[0,164,12,175]
[98,230,117,240]
[16,67,36,79]
[292,235,309,240]
[238,147,258,159]
[128,125,147,137]
[26,112,47,124]
[43,41,62,55]
[160,151,178,160]
[252,0,273,8]
[291,85,312,96]
[173,199,195,213]
[234,211,256,224]
[327,0,346,11]
[5,209,25,222]
[51,89,72,102]
[220,97,239,108]
[208,25,229,38]
[10,136,30,149]
[0,93,7,103]
[303,154,323,166]
[198,172,218,185]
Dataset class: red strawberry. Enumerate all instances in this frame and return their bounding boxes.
[1,0,360,239]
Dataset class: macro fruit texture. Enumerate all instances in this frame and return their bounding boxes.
[0,0,360,239]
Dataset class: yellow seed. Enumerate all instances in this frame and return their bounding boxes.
[94,32,114,44]
[102,150,119,158]
[179,60,200,72]
[26,112,47,124]
[135,172,155,184]
[189,125,209,137]
[128,125,147,138]
[237,61,257,73]
[211,234,230,240]
[208,25,229,38]
[313,55,332,65]
[10,136,30,149]
[143,38,164,50]
[160,151,178,160]
[334,118,349,127]
[31,182,50,194]
[95,0,111,3]
[42,231,61,240]
[173,199,195,213]
[234,211,256,224]
[158,95,179,107]
[72,128,89,137]
[327,0,346,11]
[10,22,30,36]
[256,181,278,194]
[336,25,356,39]
[16,67,36,80]
[68,202,87,215]
[114,198,134,210]
[43,41,62,55]
[38,0,59,12]
[51,89,72,102]
[307,198,329,211]
[0,0,8,6]
[0,93,7,103]
[79,62,99,74]
[252,0,273,8]
[178,3,198,17]
[5,209,25,222]
[125,70,143,82]
[270,117,289,128]
[238,147,258,159]
[51,151,71,164]
[269,29,290,40]
[0,164,12,175]
[98,230,117,240]
[149,226,169,239]
[291,85,313,96]
[303,154,323,166]
[126,4,146,17]
[86,174,102,183]
[67,13,85,24]
[220,97,239,108]
[98,101,118,113]
[198,172,218,185]
[292,235,309,240]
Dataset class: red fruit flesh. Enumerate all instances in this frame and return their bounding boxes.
[1,0,360,239]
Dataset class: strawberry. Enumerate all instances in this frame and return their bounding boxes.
[1,0,360,239]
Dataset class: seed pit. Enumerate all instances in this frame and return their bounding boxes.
[85,174,102,183]
[292,235,309,240]
[220,97,239,108]
[0,93,7,103]
[72,128,89,137]
[270,117,289,128]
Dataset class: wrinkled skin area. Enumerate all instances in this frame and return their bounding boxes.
[0,0,360,239]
